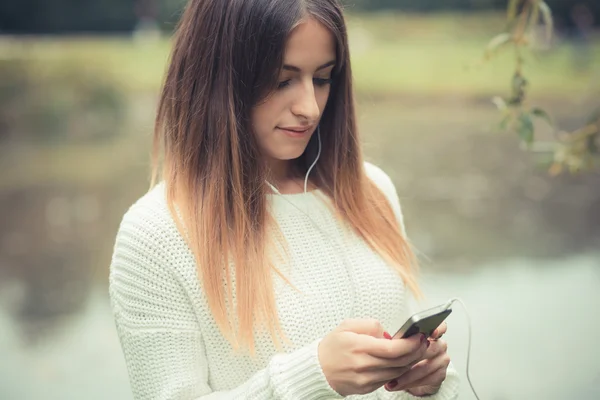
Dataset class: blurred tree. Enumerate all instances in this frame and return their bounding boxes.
[0,0,137,34]
[483,0,599,173]
[0,0,186,34]
[345,0,599,27]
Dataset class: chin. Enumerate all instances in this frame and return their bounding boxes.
[274,153,303,162]
[275,146,310,161]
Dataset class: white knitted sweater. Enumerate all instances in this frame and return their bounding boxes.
[109,162,460,400]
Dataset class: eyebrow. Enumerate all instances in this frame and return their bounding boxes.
[282,60,336,72]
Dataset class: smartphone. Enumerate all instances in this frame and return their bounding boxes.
[392,302,452,339]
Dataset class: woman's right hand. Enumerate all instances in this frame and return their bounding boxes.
[318,319,428,397]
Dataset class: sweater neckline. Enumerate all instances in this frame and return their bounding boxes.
[267,189,321,199]
[267,189,331,212]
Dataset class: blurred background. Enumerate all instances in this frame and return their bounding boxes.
[0,0,599,399]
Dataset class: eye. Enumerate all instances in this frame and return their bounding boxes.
[314,78,333,87]
[277,79,291,89]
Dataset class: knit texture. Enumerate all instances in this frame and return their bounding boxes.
[109,162,460,400]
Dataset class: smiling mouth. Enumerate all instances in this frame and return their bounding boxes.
[276,126,313,138]
[278,126,311,133]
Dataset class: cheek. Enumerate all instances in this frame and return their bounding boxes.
[252,97,282,131]
[251,110,270,141]
[317,88,331,113]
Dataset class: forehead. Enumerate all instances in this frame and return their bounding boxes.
[283,18,336,67]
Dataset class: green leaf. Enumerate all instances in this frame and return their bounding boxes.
[539,1,554,43]
[511,72,527,93]
[498,115,511,131]
[509,72,527,105]
[529,2,540,31]
[485,33,512,60]
[518,113,535,144]
[492,96,508,111]
[531,107,554,126]
[508,0,520,23]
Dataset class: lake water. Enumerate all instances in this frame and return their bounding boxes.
[1,253,599,400]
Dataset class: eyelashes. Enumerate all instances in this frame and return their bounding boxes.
[314,78,333,87]
[277,77,333,90]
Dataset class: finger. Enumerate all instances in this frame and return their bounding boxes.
[387,359,442,391]
[430,322,447,340]
[349,365,412,396]
[401,367,447,391]
[390,352,451,391]
[363,365,412,385]
[338,318,385,338]
[392,338,445,368]
[363,333,428,363]
[362,350,423,371]
[421,338,448,361]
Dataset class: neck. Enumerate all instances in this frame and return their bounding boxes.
[265,158,295,187]
[265,158,312,194]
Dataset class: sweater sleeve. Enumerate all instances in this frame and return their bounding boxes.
[108,204,342,400]
[364,163,460,400]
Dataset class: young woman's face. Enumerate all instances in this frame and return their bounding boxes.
[252,17,336,167]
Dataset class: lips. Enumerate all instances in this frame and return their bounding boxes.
[277,125,313,138]
[278,126,311,133]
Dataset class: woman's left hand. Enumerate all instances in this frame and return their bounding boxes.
[384,322,450,395]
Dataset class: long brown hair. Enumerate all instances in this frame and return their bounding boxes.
[151,0,421,352]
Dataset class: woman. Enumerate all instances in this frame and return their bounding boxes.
[109,0,460,399]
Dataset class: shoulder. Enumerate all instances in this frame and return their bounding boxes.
[116,182,174,238]
[363,161,407,236]
[114,182,178,247]
[110,182,185,276]
[363,161,397,197]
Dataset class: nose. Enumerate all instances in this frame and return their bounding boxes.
[290,79,320,123]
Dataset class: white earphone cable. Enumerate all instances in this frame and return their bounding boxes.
[304,126,321,195]
[444,297,481,400]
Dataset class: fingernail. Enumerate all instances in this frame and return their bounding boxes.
[383,331,392,340]
[386,380,398,390]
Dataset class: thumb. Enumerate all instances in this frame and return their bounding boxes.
[337,318,386,338]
